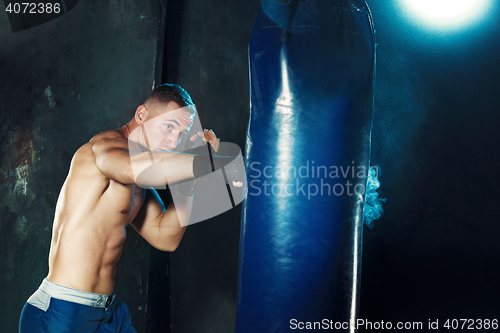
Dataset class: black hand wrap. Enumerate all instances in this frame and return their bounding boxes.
[216,154,245,186]
[188,143,245,184]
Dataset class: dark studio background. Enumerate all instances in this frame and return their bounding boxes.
[1,1,500,333]
[360,1,500,330]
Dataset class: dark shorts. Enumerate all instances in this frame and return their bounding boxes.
[19,279,137,333]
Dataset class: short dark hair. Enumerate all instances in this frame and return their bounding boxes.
[147,83,194,108]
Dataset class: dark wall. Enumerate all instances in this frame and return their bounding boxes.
[360,1,500,330]
[164,1,261,332]
[0,1,165,332]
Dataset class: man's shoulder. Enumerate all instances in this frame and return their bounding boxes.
[73,130,126,162]
[89,129,125,143]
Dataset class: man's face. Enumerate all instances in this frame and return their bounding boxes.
[141,102,194,151]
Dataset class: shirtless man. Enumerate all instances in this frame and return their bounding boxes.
[18,84,237,332]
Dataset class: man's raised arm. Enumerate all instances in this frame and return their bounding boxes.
[91,137,195,186]
[131,189,190,252]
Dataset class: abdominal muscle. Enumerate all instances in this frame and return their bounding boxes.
[46,137,145,295]
[46,217,126,295]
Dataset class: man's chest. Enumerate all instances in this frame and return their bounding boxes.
[104,181,147,222]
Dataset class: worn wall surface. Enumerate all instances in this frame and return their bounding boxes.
[0,1,165,331]
[164,1,261,332]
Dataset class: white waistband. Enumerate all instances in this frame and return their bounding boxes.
[27,278,115,309]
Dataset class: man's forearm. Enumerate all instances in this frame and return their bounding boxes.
[130,151,195,187]
[169,192,193,228]
[156,194,192,251]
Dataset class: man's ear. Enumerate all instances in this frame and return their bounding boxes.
[135,105,148,124]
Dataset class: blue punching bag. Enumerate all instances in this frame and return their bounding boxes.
[236,1,375,332]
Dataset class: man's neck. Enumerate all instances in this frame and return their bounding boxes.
[117,121,137,139]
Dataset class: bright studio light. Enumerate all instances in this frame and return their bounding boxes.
[403,0,491,29]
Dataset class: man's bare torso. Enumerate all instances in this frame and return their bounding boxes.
[46,129,144,295]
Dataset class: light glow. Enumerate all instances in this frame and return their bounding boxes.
[403,0,490,29]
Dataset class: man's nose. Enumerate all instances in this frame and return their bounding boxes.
[171,139,179,149]
[167,133,182,149]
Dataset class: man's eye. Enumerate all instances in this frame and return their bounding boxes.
[165,124,173,130]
